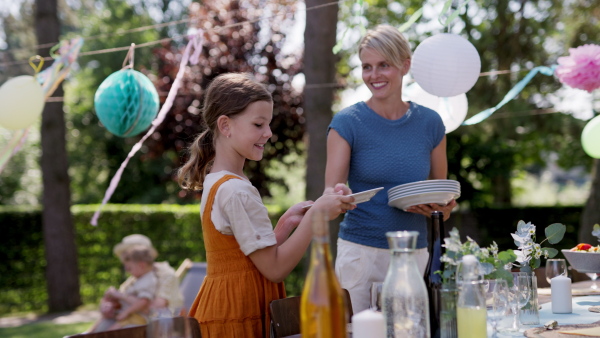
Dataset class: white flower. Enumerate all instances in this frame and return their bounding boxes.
[514,250,531,264]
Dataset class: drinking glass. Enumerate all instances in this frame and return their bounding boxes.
[505,273,531,332]
[485,279,509,338]
[545,259,567,284]
[147,316,191,338]
[370,282,383,311]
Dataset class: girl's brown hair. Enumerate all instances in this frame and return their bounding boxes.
[177,73,272,190]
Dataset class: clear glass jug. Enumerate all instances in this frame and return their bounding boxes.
[382,231,430,338]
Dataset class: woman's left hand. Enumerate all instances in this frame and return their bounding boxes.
[405,199,457,221]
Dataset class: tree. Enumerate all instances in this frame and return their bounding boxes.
[35,0,81,312]
[580,159,600,243]
[303,0,339,201]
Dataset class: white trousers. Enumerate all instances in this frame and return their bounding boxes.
[335,238,429,315]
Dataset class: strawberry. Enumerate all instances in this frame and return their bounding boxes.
[576,243,592,251]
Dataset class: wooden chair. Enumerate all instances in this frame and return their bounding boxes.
[269,289,353,338]
[64,316,201,338]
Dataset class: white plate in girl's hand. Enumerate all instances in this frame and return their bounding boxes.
[303,187,384,208]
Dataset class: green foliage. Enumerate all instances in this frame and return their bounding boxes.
[0,204,306,315]
[545,223,567,245]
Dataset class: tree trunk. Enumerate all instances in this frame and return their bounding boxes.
[579,159,600,243]
[303,0,338,201]
[36,0,81,312]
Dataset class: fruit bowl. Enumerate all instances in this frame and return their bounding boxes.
[562,249,600,273]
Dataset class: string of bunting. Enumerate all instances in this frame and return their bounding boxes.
[90,32,204,226]
[0,38,83,174]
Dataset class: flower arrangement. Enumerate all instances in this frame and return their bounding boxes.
[438,227,516,285]
[555,44,600,93]
[511,220,566,272]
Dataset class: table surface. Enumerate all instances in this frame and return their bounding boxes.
[284,281,600,338]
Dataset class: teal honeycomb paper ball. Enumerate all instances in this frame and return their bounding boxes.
[94,69,159,137]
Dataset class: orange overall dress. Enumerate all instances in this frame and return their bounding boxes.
[189,175,286,337]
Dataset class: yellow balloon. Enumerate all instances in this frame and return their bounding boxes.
[0,75,45,130]
[582,115,600,159]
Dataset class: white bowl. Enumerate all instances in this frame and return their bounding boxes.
[562,249,600,273]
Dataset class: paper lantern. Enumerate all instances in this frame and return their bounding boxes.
[404,83,468,133]
[411,33,481,97]
[582,115,600,158]
[0,75,45,130]
[94,69,159,137]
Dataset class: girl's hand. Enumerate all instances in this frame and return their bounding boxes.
[405,199,457,221]
[312,190,356,220]
[281,201,313,230]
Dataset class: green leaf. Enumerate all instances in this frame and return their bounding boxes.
[594,224,600,232]
[398,8,423,33]
[545,223,566,244]
[485,268,514,288]
[498,249,517,264]
[542,247,558,258]
[530,257,541,270]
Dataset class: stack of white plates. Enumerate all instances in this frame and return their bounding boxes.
[388,179,460,211]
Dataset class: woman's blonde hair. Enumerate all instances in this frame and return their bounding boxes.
[177,73,272,190]
[358,24,412,69]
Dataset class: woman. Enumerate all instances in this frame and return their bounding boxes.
[325,24,457,313]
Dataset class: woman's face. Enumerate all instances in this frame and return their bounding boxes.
[360,47,408,101]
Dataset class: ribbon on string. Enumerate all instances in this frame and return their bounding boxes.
[91,31,205,226]
[0,38,83,175]
[462,65,557,125]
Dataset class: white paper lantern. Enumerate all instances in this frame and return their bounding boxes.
[411,33,481,97]
[0,75,45,130]
[404,83,468,133]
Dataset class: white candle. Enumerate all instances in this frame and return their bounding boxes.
[352,309,385,338]
[551,275,572,313]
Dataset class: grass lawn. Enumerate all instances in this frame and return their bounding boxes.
[0,320,94,338]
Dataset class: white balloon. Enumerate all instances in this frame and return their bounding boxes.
[404,83,468,133]
[0,75,45,130]
[411,33,481,97]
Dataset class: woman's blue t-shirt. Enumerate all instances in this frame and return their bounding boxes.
[329,101,445,249]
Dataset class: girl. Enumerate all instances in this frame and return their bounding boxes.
[178,73,355,337]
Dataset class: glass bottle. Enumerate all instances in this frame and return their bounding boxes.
[456,255,487,338]
[300,211,347,338]
[424,211,444,338]
[382,231,430,338]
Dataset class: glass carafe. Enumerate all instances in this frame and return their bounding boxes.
[382,231,430,338]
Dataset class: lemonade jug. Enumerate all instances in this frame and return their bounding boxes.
[456,255,487,338]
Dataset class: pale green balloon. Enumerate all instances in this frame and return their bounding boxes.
[582,115,600,159]
[0,75,45,130]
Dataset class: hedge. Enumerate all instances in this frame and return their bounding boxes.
[0,204,584,315]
